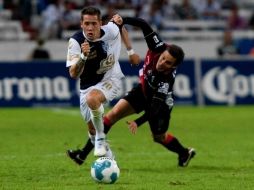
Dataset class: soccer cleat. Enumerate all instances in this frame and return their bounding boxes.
[66,149,85,165]
[178,148,196,167]
[94,138,107,157]
[105,142,115,159]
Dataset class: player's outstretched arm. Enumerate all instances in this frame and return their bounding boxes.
[121,26,141,66]
[123,17,166,53]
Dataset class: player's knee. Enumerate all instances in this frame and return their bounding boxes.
[152,134,165,144]
[86,95,97,108]
[86,90,104,109]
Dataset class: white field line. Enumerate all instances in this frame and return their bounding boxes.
[50,108,80,116]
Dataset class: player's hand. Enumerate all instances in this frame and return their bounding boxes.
[81,39,90,57]
[126,121,138,134]
[129,53,141,66]
[112,14,123,26]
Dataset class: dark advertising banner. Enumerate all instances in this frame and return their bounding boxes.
[0,61,78,107]
[0,59,254,107]
[201,59,254,105]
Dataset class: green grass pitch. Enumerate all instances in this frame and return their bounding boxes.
[1,106,254,190]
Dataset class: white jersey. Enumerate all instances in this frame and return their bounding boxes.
[66,21,124,90]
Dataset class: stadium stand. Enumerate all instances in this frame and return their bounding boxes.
[0,0,254,60]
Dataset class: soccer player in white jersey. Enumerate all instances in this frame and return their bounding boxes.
[66,7,140,159]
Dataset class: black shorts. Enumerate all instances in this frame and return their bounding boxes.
[123,84,172,135]
[123,84,146,113]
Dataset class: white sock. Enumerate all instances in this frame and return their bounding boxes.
[88,132,95,145]
[90,104,105,139]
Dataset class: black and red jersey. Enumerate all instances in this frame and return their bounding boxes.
[123,17,176,102]
[140,49,176,100]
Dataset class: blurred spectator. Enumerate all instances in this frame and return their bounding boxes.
[221,0,236,10]
[148,0,165,30]
[60,0,80,30]
[131,0,146,18]
[226,4,247,30]
[101,4,116,25]
[28,38,51,60]
[248,11,254,30]
[249,47,254,56]
[196,0,221,20]
[138,0,175,30]
[162,0,177,20]
[107,0,133,9]
[40,0,63,39]
[217,30,240,57]
[174,0,198,20]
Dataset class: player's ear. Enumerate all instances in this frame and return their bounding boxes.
[80,20,83,29]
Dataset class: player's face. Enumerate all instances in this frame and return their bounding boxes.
[81,14,101,41]
[156,50,177,74]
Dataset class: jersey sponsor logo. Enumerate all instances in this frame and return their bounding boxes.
[153,35,159,43]
[96,54,115,74]
[155,42,163,49]
[202,66,254,104]
[158,82,169,94]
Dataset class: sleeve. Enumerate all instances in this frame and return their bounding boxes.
[134,113,147,127]
[101,21,120,41]
[123,17,166,52]
[66,38,81,67]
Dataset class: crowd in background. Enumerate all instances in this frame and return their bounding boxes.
[1,0,254,58]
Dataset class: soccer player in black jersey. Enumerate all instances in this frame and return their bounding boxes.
[68,14,195,167]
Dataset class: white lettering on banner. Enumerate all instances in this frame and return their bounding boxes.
[19,78,34,100]
[202,66,254,104]
[251,76,254,96]
[53,77,71,100]
[0,77,71,100]
[3,78,17,100]
[174,74,193,97]
[34,78,52,99]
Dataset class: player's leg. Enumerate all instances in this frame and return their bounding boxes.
[152,133,196,167]
[86,78,124,157]
[148,107,196,167]
[66,106,96,165]
[86,88,107,157]
[67,120,115,165]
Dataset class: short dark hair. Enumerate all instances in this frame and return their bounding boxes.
[81,6,101,20]
[167,44,185,66]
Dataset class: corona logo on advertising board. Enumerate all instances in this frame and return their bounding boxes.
[0,77,71,100]
[202,66,254,105]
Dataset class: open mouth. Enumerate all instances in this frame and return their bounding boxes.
[86,33,93,39]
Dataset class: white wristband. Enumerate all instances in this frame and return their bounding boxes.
[80,53,87,61]
[127,49,135,56]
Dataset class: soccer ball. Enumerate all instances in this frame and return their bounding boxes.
[91,157,120,184]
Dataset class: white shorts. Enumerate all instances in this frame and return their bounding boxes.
[80,78,122,122]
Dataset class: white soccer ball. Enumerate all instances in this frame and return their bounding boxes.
[91,157,120,184]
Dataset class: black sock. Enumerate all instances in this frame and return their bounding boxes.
[80,139,94,159]
[165,137,188,155]
[159,133,187,155]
